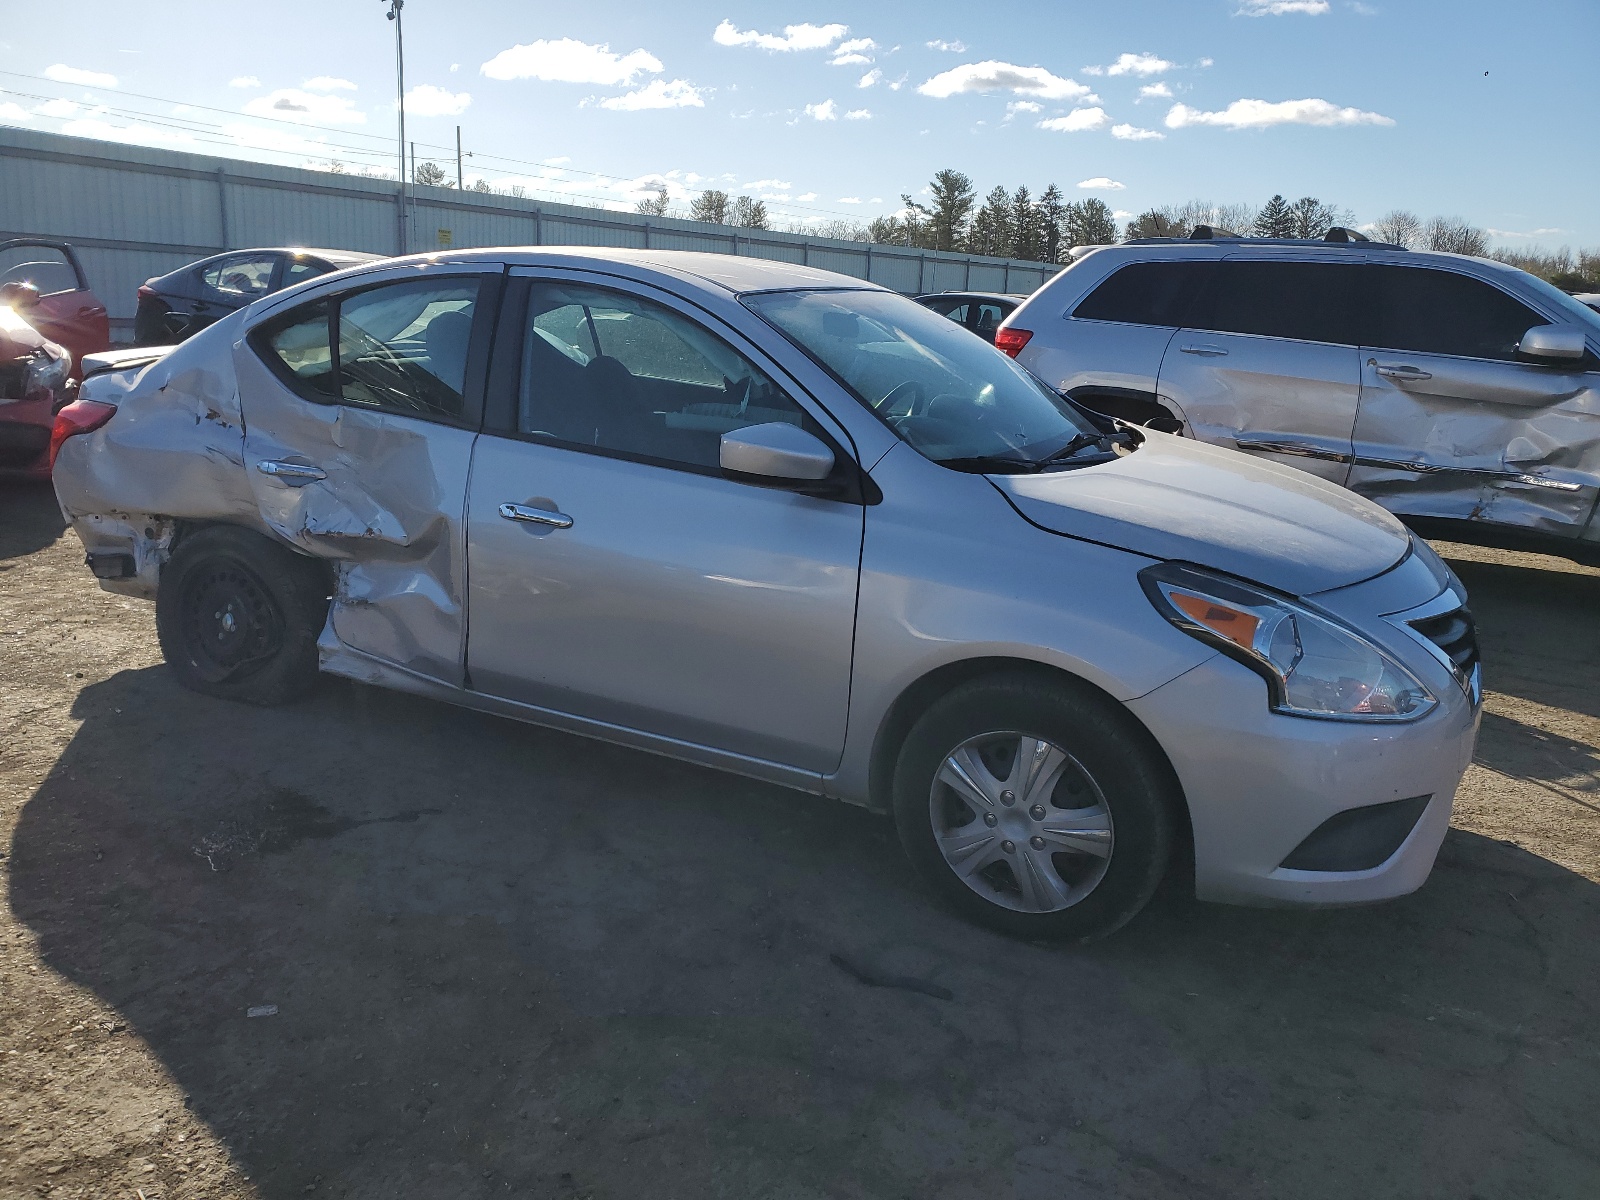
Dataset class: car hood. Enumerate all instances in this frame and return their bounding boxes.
[992,432,1411,596]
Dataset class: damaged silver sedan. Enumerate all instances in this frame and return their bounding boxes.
[53,250,1480,940]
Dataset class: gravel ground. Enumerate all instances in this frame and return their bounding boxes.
[2,479,1597,1200]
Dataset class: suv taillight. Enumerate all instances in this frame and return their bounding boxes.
[994,326,1033,358]
[49,399,116,466]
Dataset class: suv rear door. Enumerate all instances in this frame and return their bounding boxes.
[1157,254,1364,484]
[1348,263,1599,535]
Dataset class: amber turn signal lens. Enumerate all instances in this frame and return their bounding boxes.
[1168,590,1260,650]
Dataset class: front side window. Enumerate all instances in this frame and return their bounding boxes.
[1072,261,1212,328]
[1191,260,1362,345]
[0,245,79,296]
[204,255,278,300]
[519,281,807,470]
[250,276,479,421]
[746,288,1102,471]
[1366,265,1549,362]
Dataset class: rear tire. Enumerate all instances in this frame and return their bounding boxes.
[892,673,1178,941]
[156,525,329,706]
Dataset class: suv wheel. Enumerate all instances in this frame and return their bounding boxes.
[893,673,1177,941]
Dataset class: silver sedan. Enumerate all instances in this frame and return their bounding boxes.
[52,249,1481,939]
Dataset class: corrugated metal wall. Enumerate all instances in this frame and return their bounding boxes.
[0,127,1062,341]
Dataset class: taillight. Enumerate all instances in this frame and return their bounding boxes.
[994,326,1033,358]
[49,399,116,466]
[137,284,156,299]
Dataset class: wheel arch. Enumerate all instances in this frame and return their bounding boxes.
[1065,386,1185,434]
[865,655,1194,879]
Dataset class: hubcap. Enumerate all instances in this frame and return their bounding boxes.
[928,731,1114,914]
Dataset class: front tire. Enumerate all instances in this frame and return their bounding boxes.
[892,673,1178,941]
[156,525,329,706]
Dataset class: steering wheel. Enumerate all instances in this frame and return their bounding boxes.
[878,380,927,418]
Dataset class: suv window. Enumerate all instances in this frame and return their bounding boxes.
[1072,261,1211,327]
[520,281,806,471]
[1191,260,1361,345]
[203,254,277,300]
[251,276,480,421]
[1365,265,1547,362]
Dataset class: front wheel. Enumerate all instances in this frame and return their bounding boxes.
[893,674,1178,941]
[156,525,329,706]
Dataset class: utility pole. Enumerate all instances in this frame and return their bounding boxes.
[456,125,464,191]
[383,0,407,255]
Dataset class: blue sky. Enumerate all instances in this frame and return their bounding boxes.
[2,1,1596,246]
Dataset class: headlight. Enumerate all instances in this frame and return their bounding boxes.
[1140,562,1436,722]
[25,344,71,397]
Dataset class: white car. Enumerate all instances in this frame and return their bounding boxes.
[51,249,1481,939]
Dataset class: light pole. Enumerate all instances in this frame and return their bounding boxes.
[383,0,407,254]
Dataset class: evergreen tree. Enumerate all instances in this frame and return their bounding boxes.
[1037,184,1068,263]
[690,190,730,224]
[729,195,769,229]
[1289,196,1341,239]
[1064,198,1118,248]
[1123,210,1180,240]
[1254,194,1294,237]
[414,161,449,187]
[926,169,977,251]
[1010,186,1045,261]
[966,186,1014,257]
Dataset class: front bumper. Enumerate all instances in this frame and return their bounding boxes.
[0,394,56,479]
[1127,650,1480,907]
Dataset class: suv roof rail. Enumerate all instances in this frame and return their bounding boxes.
[1121,233,1410,252]
[1188,224,1239,240]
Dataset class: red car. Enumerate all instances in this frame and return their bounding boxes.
[0,239,110,479]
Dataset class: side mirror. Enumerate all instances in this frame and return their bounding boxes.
[1519,323,1588,362]
[0,280,40,308]
[720,422,835,483]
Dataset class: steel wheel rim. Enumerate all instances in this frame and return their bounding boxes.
[928,730,1114,913]
[182,562,283,683]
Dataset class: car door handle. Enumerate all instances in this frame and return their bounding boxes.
[1373,363,1432,382]
[498,502,573,529]
[256,460,326,484]
[1179,343,1228,357]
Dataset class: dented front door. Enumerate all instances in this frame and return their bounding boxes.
[1348,264,1600,536]
[236,263,500,685]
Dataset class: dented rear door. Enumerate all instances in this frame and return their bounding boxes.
[235,262,502,686]
[1349,264,1600,536]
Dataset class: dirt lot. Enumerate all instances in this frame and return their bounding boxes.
[1,479,1597,1200]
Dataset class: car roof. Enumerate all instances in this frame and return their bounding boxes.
[914,291,1026,302]
[335,247,891,296]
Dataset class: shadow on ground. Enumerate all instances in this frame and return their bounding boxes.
[0,481,66,561]
[9,658,1600,1199]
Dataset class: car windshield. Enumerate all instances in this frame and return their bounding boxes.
[744,288,1105,470]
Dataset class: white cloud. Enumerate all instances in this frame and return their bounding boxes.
[831,37,876,66]
[845,108,871,120]
[1165,97,1393,128]
[481,39,663,85]
[804,99,838,121]
[405,84,471,117]
[1078,177,1125,190]
[838,196,862,204]
[744,178,793,190]
[304,76,357,92]
[1103,52,1173,76]
[228,76,260,89]
[1113,209,1134,220]
[0,101,34,123]
[450,63,460,72]
[1112,123,1164,140]
[858,69,882,88]
[926,39,967,52]
[888,73,909,91]
[798,192,818,201]
[599,79,706,110]
[36,98,81,118]
[918,61,1094,102]
[713,20,847,52]
[1138,82,1173,100]
[1005,100,1042,120]
[43,64,116,88]
[1039,106,1109,132]
[244,88,366,125]
[1237,0,1330,12]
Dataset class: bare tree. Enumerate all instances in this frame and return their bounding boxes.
[635,186,670,216]
[1371,210,1422,248]
[1423,216,1488,256]
[690,189,730,224]
[1123,210,1183,240]
[729,195,769,229]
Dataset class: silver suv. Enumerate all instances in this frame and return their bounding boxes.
[999,235,1600,562]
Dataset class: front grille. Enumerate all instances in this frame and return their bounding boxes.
[1410,604,1480,690]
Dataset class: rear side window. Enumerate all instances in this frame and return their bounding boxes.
[1072,262,1211,327]
[1365,266,1546,362]
[251,276,480,422]
[283,259,330,288]
[203,255,277,300]
[1191,261,1361,345]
